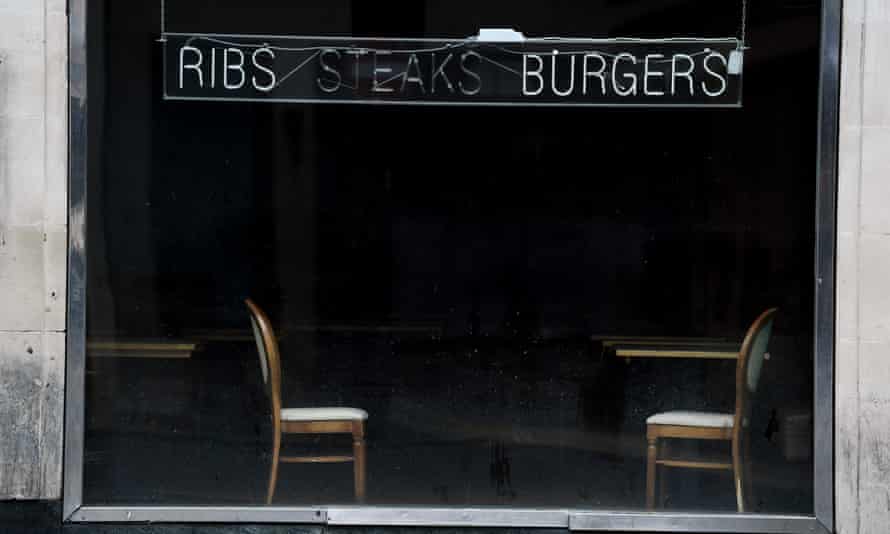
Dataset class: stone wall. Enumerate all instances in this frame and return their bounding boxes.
[836,1,890,534]
[0,0,68,500]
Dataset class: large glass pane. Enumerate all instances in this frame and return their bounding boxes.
[84,0,819,514]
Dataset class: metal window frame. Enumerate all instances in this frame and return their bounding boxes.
[62,0,840,531]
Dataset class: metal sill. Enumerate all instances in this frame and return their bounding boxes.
[68,505,829,534]
[326,507,569,527]
[569,512,828,534]
[68,506,326,524]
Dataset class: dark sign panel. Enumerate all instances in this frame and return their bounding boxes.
[163,33,744,107]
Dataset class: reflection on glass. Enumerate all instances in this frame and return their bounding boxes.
[83,0,819,513]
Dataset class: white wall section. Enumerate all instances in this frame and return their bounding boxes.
[837,1,890,533]
[0,0,68,500]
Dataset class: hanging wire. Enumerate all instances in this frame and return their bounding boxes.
[184,34,737,61]
[161,0,748,77]
[188,34,471,55]
[160,0,747,53]
[158,0,167,42]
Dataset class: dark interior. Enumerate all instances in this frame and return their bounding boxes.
[84,0,820,512]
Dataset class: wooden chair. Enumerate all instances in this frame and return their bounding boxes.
[246,299,368,504]
[645,308,777,512]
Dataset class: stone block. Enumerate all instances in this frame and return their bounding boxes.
[46,0,66,14]
[861,127,890,234]
[836,389,860,534]
[0,115,46,227]
[0,9,43,53]
[866,0,890,22]
[859,233,890,340]
[44,12,67,228]
[860,341,890,403]
[37,332,64,499]
[43,226,66,332]
[0,226,45,332]
[863,21,890,127]
[846,0,866,23]
[860,400,890,486]
[837,337,859,403]
[0,331,63,499]
[3,1,43,13]
[837,126,862,235]
[859,481,890,534]
[840,17,863,128]
[837,232,859,340]
[0,51,46,120]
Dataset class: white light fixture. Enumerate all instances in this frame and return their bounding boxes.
[728,49,744,75]
[475,28,527,43]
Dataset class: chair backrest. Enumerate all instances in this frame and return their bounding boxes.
[246,299,282,426]
[733,308,777,432]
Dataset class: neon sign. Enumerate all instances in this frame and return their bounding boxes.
[163,32,744,107]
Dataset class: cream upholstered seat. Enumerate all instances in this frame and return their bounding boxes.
[281,407,369,422]
[646,411,733,428]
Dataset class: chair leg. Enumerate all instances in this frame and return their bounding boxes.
[646,435,658,509]
[659,441,670,507]
[744,459,754,511]
[742,434,754,512]
[353,422,366,502]
[266,429,281,505]
[732,436,744,513]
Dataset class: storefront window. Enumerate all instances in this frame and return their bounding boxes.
[81,0,822,517]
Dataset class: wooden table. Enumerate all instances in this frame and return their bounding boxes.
[85,339,203,430]
[592,336,739,360]
[286,321,444,336]
[87,339,200,359]
[610,342,740,360]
